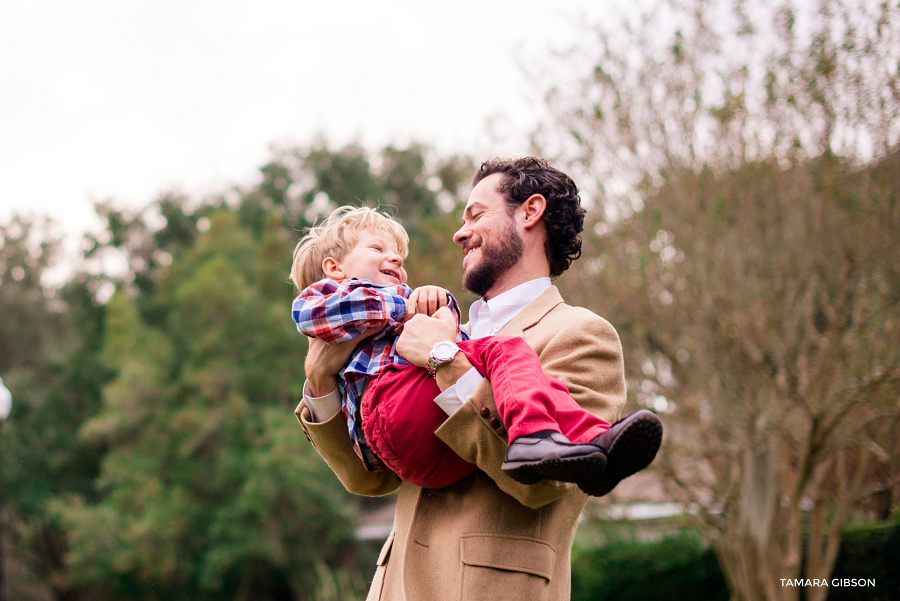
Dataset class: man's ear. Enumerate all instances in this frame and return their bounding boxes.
[521,194,547,230]
[322,257,344,280]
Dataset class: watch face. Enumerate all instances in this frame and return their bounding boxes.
[432,341,459,362]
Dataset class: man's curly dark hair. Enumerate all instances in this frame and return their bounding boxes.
[472,157,585,277]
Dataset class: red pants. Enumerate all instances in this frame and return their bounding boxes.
[361,336,610,488]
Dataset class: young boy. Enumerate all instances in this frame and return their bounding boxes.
[291,206,662,495]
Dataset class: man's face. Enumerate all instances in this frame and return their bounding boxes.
[328,229,408,286]
[453,173,524,297]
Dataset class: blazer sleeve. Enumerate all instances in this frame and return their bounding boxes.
[538,313,626,424]
[295,401,402,497]
[435,311,626,508]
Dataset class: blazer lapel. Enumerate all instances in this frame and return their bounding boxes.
[498,286,565,337]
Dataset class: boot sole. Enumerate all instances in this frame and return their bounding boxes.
[503,450,608,485]
[578,413,662,497]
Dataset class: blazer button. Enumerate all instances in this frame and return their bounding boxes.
[496,427,507,437]
[489,417,502,430]
[480,407,490,418]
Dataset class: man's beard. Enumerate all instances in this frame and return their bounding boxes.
[463,218,525,297]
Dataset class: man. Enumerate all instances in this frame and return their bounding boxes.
[297,157,630,600]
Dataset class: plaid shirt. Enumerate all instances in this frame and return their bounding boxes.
[292,278,466,471]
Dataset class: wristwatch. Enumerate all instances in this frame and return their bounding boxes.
[426,340,461,378]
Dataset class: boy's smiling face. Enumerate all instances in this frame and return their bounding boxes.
[323,229,408,286]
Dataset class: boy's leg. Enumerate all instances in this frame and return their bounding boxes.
[457,336,663,495]
[456,336,609,442]
[457,336,610,484]
[362,364,477,489]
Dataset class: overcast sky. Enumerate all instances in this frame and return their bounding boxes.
[1,1,610,243]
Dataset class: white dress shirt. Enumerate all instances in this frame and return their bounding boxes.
[302,380,343,423]
[303,277,553,421]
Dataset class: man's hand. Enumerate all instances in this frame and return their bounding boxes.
[304,327,381,396]
[396,306,458,368]
[406,285,450,317]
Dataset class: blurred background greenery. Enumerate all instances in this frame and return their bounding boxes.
[1,1,898,600]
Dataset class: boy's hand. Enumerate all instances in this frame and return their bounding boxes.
[407,285,450,318]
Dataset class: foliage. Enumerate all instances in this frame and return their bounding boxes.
[1,215,110,595]
[827,520,900,600]
[571,532,728,601]
[0,215,66,373]
[570,522,900,601]
[0,140,474,600]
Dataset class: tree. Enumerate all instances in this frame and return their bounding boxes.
[246,139,476,299]
[2,140,476,600]
[538,1,900,600]
[52,209,362,600]
[0,215,65,373]
[0,215,114,600]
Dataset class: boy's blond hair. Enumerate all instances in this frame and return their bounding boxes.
[290,205,410,293]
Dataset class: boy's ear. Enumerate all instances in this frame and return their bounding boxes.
[322,257,344,280]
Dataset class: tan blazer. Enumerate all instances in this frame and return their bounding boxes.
[296,286,626,601]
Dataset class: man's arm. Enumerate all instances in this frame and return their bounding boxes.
[303,335,358,397]
[437,312,626,507]
[298,334,401,496]
[398,307,627,507]
[295,401,401,496]
[302,381,342,422]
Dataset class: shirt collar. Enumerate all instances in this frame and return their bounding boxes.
[468,277,552,338]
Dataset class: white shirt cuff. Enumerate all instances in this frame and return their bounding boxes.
[302,380,342,423]
[434,368,483,416]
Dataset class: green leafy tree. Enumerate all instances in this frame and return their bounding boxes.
[1,215,110,600]
[0,215,65,373]
[55,210,357,600]
[249,139,475,298]
[4,139,475,600]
